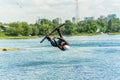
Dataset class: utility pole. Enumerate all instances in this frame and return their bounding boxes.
[75,0,79,23]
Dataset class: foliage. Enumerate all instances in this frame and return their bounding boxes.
[0,17,120,37]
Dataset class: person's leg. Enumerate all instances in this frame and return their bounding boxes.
[46,36,57,47]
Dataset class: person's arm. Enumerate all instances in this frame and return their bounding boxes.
[56,28,63,38]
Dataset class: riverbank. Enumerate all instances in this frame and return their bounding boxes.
[0,32,120,39]
[0,36,39,39]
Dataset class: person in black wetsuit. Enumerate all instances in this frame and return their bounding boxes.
[46,27,70,51]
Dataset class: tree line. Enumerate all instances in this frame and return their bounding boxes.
[0,17,120,36]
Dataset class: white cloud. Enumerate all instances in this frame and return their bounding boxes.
[112,3,120,6]
[0,0,120,23]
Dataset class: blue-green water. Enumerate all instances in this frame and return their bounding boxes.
[0,35,120,80]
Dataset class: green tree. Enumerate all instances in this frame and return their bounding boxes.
[83,20,98,33]
[97,18,107,32]
[77,21,86,33]
[8,22,21,36]
[31,26,39,36]
[0,28,5,36]
[52,19,59,27]
[106,19,112,32]
[19,22,32,36]
[106,18,120,32]
[111,18,120,32]
[6,27,19,36]
[38,19,53,35]
[63,20,77,35]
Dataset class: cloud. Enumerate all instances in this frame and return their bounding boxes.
[31,0,75,19]
[0,0,120,23]
[112,3,120,6]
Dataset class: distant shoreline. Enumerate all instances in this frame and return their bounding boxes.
[0,36,39,39]
[0,33,120,39]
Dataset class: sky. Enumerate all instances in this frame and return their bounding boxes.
[0,0,120,23]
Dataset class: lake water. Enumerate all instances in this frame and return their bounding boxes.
[0,34,120,80]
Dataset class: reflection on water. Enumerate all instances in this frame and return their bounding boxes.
[0,35,120,80]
